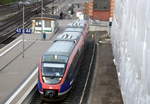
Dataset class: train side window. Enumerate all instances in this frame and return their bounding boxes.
[78,46,83,58]
[74,53,79,66]
[66,54,79,80]
[66,63,74,80]
[66,51,81,81]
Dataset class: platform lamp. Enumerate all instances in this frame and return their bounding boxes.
[41,0,44,39]
[20,1,26,58]
[23,3,25,58]
[52,0,54,15]
[20,1,30,58]
[41,0,43,18]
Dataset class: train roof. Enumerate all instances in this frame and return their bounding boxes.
[55,32,82,43]
[67,20,87,28]
[64,27,84,32]
[42,41,75,63]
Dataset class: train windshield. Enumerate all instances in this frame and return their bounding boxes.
[42,63,65,84]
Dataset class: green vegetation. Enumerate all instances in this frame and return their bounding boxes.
[0,0,18,4]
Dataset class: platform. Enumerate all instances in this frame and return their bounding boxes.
[0,20,73,104]
[87,31,123,104]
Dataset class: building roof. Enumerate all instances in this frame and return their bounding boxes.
[32,17,56,21]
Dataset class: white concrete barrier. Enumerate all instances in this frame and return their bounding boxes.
[5,68,38,104]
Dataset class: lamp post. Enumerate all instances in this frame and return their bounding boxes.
[41,0,44,39]
[52,0,54,15]
[22,3,25,58]
[41,0,43,18]
[19,1,32,58]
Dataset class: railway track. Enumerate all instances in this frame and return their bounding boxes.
[0,3,18,15]
[29,36,96,104]
[0,20,31,48]
[0,0,55,48]
[0,11,33,48]
[0,7,33,32]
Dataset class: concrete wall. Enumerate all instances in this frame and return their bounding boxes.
[111,0,150,104]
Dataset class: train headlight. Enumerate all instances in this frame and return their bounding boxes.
[42,76,62,84]
[43,77,46,83]
[59,77,62,81]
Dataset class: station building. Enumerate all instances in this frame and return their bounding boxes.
[84,0,115,21]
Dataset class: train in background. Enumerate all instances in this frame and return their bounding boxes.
[37,20,88,100]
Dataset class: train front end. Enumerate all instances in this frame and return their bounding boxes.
[37,41,76,100]
[38,62,66,98]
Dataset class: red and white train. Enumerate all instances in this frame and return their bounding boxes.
[37,20,88,100]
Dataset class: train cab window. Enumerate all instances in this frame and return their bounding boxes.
[42,63,65,84]
[42,55,68,63]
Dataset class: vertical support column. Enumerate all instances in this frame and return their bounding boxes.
[110,0,115,18]
[41,0,44,40]
[22,5,25,58]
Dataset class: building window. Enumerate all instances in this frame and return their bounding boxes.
[94,0,110,10]
[45,21,51,27]
[35,20,42,27]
